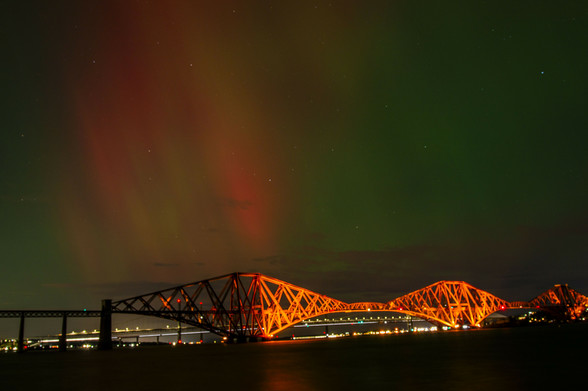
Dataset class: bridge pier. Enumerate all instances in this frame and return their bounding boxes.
[59,313,67,352]
[98,299,112,350]
[17,313,25,353]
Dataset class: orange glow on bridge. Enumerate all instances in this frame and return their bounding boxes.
[110,273,588,340]
[387,281,508,328]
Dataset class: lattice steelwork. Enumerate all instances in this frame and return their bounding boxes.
[111,272,347,340]
[526,284,588,320]
[387,281,509,328]
[3,275,587,352]
[347,302,389,311]
[110,274,588,339]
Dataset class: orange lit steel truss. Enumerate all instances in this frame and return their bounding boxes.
[347,302,389,311]
[516,284,588,320]
[111,273,347,340]
[387,281,508,328]
[112,273,587,339]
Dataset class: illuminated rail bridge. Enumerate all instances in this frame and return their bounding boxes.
[2,272,588,351]
[106,273,588,344]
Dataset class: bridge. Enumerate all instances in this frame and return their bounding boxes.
[2,272,587,351]
[105,273,588,345]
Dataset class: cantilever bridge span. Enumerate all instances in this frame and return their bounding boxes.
[107,272,588,344]
[3,272,587,351]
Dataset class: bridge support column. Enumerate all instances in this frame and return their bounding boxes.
[98,299,112,350]
[17,313,25,353]
[177,321,182,344]
[59,312,67,352]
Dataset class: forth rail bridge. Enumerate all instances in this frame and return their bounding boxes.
[2,272,587,352]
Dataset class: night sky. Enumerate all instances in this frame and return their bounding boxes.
[2,0,588,322]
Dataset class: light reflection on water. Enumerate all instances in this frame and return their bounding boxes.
[1,324,586,390]
[259,341,318,391]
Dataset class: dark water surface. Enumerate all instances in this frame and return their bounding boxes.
[2,324,587,390]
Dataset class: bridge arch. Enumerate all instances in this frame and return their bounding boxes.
[387,281,509,328]
[111,273,351,340]
[108,273,587,340]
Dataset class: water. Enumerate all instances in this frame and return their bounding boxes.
[1,324,587,390]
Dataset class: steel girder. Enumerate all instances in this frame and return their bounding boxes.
[110,274,588,338]
[2,277,585,344]
[0,311,101,318]
[387,281,508,328]
[526,284,588,319]
[347,302,389,311]
[508,284,588,319]
[111,272,347,340]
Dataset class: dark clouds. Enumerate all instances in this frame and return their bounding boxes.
[252,217,588,302]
